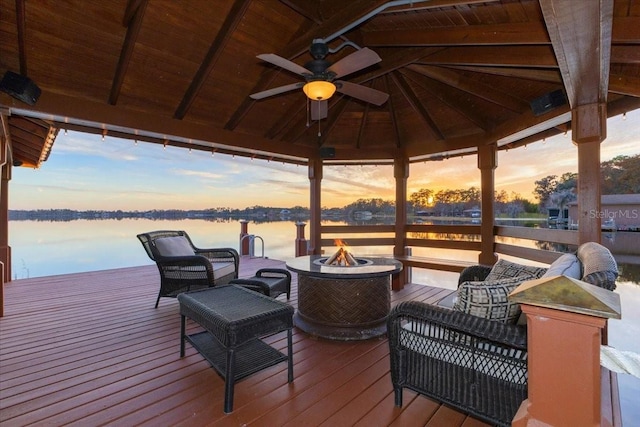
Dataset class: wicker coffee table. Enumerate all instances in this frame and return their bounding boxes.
[178,285,294,413]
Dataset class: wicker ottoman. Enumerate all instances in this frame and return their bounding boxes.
[178,285,294,413]
[229,268,291,299]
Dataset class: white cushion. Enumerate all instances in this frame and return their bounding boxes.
[542,253,581,279]
[212,262,235,279]
[154,236,194,257]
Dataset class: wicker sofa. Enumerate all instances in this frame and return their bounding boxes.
[387,242,618,427]
[137,230,239,307]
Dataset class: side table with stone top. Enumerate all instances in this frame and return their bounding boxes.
[177,285,294,413]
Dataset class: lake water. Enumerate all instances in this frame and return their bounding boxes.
[8,218,640,423]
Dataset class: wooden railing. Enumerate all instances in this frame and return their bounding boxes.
[317,223,581,272]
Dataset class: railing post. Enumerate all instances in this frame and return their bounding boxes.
[239,220,249,256]
[295,222,308,257]
[477,143,497,265]
[510,276,621,427]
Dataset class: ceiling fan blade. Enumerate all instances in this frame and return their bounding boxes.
[335,81,389,106]
[256,53,311,76]
[328,48,382,79]
[250,82,304,100]
[310,100,328,120]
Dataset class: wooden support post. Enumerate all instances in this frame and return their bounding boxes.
[1,127,8,316]
[510,276,621,427]
[393,157,408,290]
[477,143,497,265]
[573,103,607,244]
[295,222,308,257]
[308,159,322,255]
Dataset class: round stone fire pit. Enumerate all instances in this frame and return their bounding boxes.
[286,255,402,340]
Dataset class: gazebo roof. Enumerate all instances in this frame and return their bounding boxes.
[1,0,639,168]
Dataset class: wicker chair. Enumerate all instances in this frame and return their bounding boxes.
[137,230,239,308]
[387,242,618,427]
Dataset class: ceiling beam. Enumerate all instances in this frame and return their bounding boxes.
[363,22,551,46]
[1,90,315,160]
[15,0,27,75]
[356,103,369,149]
[417,46,558,68]
[362,18,640,47]
[389,71,444,140]
[540,0,614,107]
[407,64,529,113]
[383,75,402,149]
[109,0,148,105]
[173,0,252,119]
[447,66,562,84]
[400,69,493,131]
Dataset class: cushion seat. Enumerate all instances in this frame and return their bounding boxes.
[229,268,291,299]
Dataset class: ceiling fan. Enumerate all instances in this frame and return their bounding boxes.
[250,40,389,119]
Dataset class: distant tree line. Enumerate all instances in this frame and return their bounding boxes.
[11,155,638,221]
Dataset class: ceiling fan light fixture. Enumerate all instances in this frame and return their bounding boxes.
[303,81,336,100]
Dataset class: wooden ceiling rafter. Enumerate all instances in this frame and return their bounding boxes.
[406,64,529,114]
[416,45,559,68]
[15,0,27,75]
[355,102,370,150]
[173,0,252,120]
[388,71,444,141]
[109,0,148,105]
[383,74,402,149]
[400,68,493,132]
[279,0,323,24]
[448,65,562,84]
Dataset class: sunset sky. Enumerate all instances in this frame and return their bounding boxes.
[9,110,639,211]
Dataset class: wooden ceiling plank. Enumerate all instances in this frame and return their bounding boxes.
[361,17,639,47]
[448,66,562,84]
[611,45,640,64]
[173,0,252,120]
[362,22,551,46]
[389,71,444,140]
[540,0,614,106]
[266,102,307,140]
[407,64,529,113]
[417,45,558,68]
[109,0,148,105]
[609,74,640,97]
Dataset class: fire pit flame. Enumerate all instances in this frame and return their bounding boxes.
[326,240,358,266]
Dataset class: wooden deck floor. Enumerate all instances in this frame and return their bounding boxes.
[0,257,490,426]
